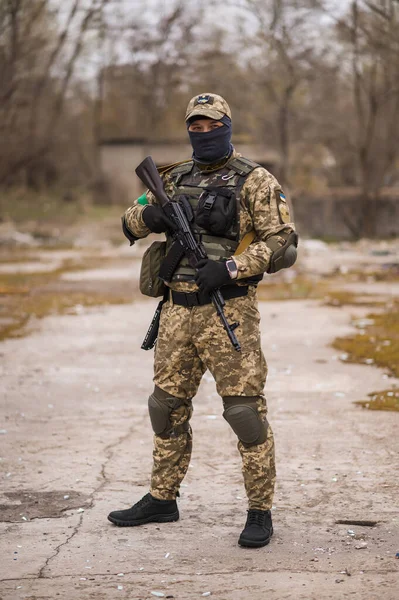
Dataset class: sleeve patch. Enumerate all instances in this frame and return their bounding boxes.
[137,193,148,206]
[277,191,290,224]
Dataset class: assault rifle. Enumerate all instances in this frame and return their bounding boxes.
[136,156,241,352]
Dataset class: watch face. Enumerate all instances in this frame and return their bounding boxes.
[227,260,237,277]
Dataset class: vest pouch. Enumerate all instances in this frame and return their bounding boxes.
[195,187,236,236]
[139,241,166,297]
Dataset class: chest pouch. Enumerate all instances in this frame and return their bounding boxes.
[195,187,236,236]
[140,240,166,297]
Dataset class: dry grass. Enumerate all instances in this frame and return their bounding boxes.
[0,254,134,341]
[0,189,127,247]
[347,265,399,282]
[323,290,384,307]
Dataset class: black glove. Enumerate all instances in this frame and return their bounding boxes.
[142,205,175,234]
[121,215,138,246]
[195,259,231,294]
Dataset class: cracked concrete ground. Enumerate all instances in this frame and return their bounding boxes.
[1,243,399,600]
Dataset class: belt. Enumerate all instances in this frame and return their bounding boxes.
[170,285,248,307]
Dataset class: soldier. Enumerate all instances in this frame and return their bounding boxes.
[108,93,298,548]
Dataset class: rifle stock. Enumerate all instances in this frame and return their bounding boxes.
[135,157,170,207]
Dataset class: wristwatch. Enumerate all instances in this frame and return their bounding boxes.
[226,259,238,280]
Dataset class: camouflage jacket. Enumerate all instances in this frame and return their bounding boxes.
[124,150,296,293]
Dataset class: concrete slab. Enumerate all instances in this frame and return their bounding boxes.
[1,280,398,599]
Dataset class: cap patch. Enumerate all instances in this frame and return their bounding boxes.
[195,95,214,106]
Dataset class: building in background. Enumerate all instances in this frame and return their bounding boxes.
[99,137,280,201]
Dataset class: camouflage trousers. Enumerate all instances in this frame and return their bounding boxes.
[149,286,276,511]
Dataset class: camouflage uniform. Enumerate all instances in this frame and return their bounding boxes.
[124,99,296,511]
[125,152,295,293]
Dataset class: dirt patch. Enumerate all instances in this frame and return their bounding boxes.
[0,490,92,522]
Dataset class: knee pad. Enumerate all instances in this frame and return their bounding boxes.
[148,386,188,436]
[223,396,268,447]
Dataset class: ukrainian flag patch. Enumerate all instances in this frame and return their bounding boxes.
[277,191,290,224]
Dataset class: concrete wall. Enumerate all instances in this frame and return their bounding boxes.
[99,140,279,202]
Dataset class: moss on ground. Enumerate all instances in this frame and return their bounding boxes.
[332,300,399,411]
[332,301,399,378]
[354,389,399,412]
[257,276,329,301]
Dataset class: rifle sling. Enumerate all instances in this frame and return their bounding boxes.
[233,230,256,255]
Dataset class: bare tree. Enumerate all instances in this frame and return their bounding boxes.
[0,0,111,187]
[100,1,203,139]
[233,0,325,187]
[335,0,399,236]
[1,0,398,235]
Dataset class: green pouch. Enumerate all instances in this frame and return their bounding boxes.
[139,241,166,297]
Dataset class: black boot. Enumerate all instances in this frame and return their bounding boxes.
[108,493,179,527]
[238,509,273,548]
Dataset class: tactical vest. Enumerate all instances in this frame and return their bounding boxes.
[165,156,259,282]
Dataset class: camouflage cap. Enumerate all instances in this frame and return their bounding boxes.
[185,93,231,122]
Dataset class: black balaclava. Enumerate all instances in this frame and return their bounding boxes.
[187,115,233,165]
